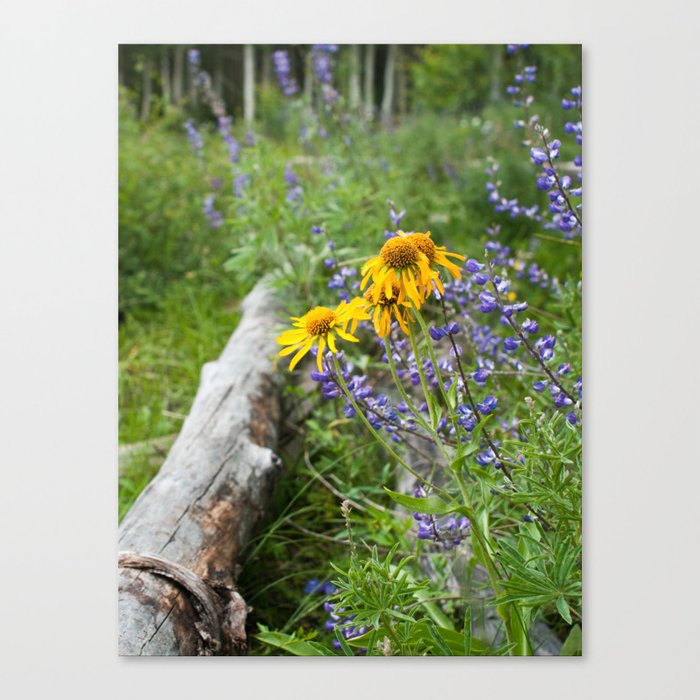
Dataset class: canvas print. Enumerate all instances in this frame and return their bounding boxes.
[118,44,582,656]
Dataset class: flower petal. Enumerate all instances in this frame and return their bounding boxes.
[288,338,314,371]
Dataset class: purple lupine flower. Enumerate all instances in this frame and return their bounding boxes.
[311,45,339,104]
[479,291,498,313]
[535,334,556,361]
[472,368,490,386]
[233,173,250,198]
[312,225,324,235]
[284,162,299,186]
[554,393,574,407]
[466,258,485,273]
[187,49,201,67]
[429,326,446,341]
[530,147,547,165]
[202,193,224,228]
[566,411,578,425]
[413,486,470,548]
[389,207,406,227]
[477,396,498,414]
[521,318,539,334]
[533,381,547,392]
[272,50,299,96]
[184,119,203,157]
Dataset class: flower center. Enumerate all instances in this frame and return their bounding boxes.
[379,237,420,268]
[406,233,436,263]
[364,283,402,306]
[305,306,337,336]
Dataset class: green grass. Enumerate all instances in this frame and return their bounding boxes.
[118,276,241,518]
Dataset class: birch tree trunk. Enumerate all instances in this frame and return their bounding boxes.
[160,51,171,107]
[349,44,361,109]
[364,44,376,120]
[173,46,184,106]
[381,44,397,128]
[243,44,255,124]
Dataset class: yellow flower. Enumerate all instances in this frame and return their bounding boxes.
[276,298,370,372]
[360,235,437,308]
[363,282,413,337]
[401,231,465,295]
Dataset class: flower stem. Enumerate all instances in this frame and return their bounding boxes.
[383,336,452,466]
[413,309,462,439]
[331,354,449,499]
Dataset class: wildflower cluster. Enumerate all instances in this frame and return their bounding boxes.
[181,47,259,230]
[272,50,299,97]
[277,230,465,371]
[413,486,470,548]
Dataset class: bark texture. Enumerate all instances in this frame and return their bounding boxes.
[118,282,284,656]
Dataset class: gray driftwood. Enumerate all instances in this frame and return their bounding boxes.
[118,282,283,656]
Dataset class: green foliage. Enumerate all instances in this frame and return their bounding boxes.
[411,45,499,113]
[119,44,582,656]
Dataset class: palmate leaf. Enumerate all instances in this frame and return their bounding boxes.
[560,624,583,656]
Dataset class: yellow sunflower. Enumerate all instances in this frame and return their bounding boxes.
[400,231,465,295]
[363,282,414,337]
[276,298,369,372]
[360,235,437,308]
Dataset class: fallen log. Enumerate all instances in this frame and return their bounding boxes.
[118,282,284,656]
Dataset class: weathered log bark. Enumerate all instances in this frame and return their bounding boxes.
[118,282,284,656]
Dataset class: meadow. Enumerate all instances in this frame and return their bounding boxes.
[119,44,582,655]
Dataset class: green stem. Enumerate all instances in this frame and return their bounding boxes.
[331,354,449,499]
[413,310,462,440]
[383,336,452,467]
[407,326,438,428]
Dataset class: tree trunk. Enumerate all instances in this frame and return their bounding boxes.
[173,46,184,106]
[118,282,284,656]
[161,51,171,107]
[364,44,376,120]
[140,56,152,120]
[381,44,397,128]
[243,44,255,124]
[349,44,361,109]
[397,47,408,118]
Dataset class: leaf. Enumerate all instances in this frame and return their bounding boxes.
[255,630,336,656]
[463,607,472,656]
[334,630,354,656]
[426,620,454,656]
[556,597,573,625]
[560,623,582,656]
[383,487,453,515]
